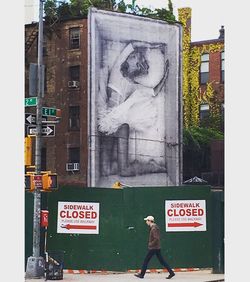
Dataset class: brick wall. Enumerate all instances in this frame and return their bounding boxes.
[25,18,88,187]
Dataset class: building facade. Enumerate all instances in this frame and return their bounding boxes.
[178,8,224,186]
[25,17,89,186]
[178,8,224,130]
[25,7,224,187]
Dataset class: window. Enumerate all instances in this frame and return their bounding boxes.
[200,53,209,84]
[200,103,210,121]
[69,106,80,130]
[68,65,80,88]
[67,147,80,172]
[69,28,80,49]
[221,51,224,83]
[69,65,80,81]
[68,147,80,163]
[221,103,224,131]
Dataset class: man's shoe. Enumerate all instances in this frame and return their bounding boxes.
[166,272,175,279]
[134,273,144,278]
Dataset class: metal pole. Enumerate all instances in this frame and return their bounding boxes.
[25,0,45,278]
[34,0,44,257]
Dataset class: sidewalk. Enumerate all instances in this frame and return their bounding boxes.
[25,269,224,282]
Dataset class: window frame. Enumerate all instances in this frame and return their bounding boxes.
[221,51,225,83]
[68,105,80,131]
[69,65,80,82]
[200,53,210,84]
[200,103,210,122]
[69,27,80,49]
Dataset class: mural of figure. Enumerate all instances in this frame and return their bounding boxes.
[97,41,169,177]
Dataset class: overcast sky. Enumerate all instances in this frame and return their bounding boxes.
[126,0,226,41]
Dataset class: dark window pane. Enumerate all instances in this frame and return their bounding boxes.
[69,65,80,81]
[200,104,209,119]
[221,52,225,83]
[200,104,210,127]
[200,72,209,84]
[221,70,224,83]
[69,147,80,163]
[69,106,80,130]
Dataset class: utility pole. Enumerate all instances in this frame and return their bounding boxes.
[25,0,45,278]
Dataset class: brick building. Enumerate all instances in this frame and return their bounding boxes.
[178,8,224,186]
[25,17,89,186]
[25,8,224,187]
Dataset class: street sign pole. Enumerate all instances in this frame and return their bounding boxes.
[26,0,45,279]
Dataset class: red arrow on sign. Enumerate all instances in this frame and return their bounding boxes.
[61,224,97,230]
[168,222,203,228]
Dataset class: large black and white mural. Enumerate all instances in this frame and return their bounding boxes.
[88,8,182,187]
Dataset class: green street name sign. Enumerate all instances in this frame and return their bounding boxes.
[42,107,57,117]
[25,97,37,107]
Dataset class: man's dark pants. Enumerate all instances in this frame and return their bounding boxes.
[140,249,174,277]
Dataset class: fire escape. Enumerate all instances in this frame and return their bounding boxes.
[25,15,61,56]
[25,24,39,54]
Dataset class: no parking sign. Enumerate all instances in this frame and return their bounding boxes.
[165,200,206,232]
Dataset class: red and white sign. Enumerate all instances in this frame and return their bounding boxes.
[165,200,206,232]
[41,210,49,227]
[57,201,100,234]
[34,175,43,188]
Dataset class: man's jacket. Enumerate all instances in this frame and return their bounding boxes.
[148,223,161,249]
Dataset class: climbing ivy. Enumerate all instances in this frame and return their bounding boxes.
[178,7,224,130]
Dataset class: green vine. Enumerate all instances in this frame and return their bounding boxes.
[178,8,224,129]
[178,8,191,128]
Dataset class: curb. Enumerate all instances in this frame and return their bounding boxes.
[204,280,224,282]
[63,267,201,274]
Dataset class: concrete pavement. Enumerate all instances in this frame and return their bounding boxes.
[25,269,224,282]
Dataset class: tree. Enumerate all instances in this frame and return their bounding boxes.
[183,126,224,179]
[44,0,57,20]
[44,0,176,22]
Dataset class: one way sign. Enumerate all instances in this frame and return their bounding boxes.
[25,113,47,125]
[27,125,55,137]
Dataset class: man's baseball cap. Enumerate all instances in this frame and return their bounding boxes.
[144,215,154,222]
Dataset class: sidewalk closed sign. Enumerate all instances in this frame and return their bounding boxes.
[57,201,100,234]
[165,200,206,232]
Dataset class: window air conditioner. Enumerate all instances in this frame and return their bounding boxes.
[66,163,80,171]
[68,80,80,88]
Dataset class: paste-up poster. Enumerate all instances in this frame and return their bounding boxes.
[88,8,182,187]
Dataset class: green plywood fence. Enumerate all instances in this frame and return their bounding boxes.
[25,185,223,271]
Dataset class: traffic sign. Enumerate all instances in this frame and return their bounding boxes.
[42,107,57,117]
[165,200,207,232]
[25,113,47,125]
[27,125,55,137]
[25,97,37,107]
[34,175,43,188]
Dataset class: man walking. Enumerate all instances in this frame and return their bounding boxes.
[134,215,175,279]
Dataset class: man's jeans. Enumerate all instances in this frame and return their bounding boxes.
[140,249,174,277]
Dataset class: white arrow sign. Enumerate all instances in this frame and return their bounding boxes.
[26,115,33,124]
[27,125,55,137]
[25,113,47,125]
